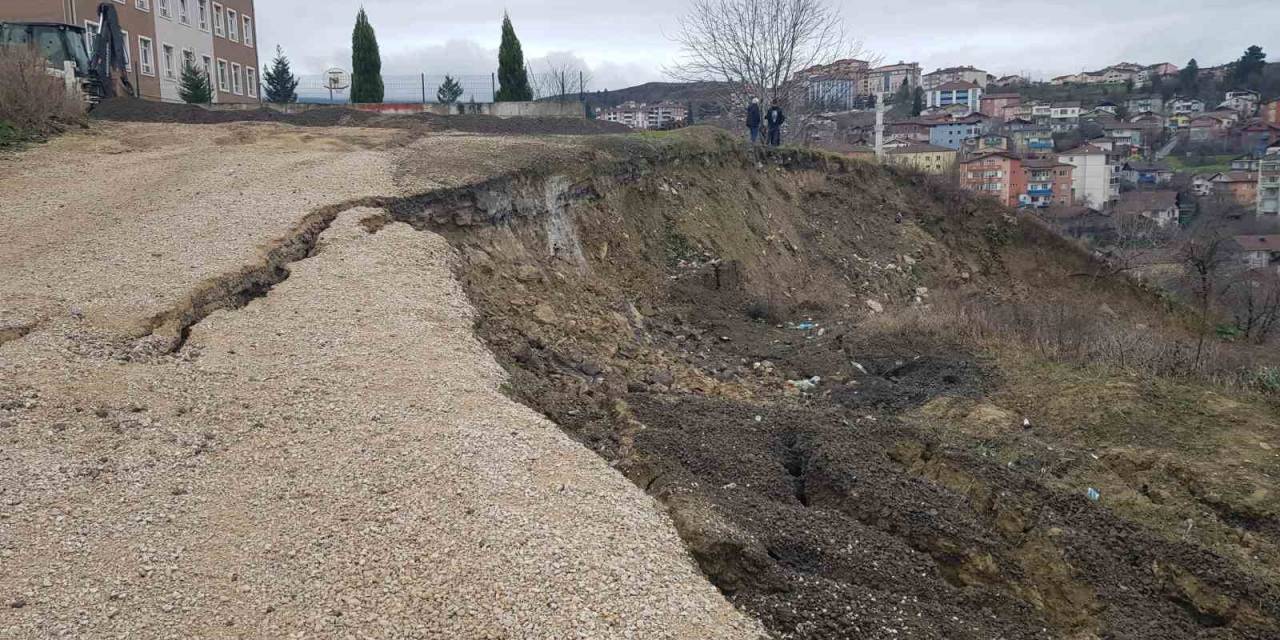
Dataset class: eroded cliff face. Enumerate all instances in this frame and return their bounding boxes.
[410,143,1280,640]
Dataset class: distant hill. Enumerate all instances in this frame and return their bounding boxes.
[542,81,735,109]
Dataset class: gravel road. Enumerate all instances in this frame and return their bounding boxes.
[0,123,763,638]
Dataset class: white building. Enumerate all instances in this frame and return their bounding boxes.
[151,0,217,103]
[1061,144,1118,207]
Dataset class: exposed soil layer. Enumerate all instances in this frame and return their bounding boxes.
[411,145,1280,639]
[90,97,630,135]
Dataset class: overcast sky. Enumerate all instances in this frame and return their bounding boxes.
[256,0,1280,90]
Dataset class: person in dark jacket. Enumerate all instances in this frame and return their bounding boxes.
[765,101,786,146]
[745,97,762,143]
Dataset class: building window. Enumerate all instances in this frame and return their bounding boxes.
[158,0,171,19]
[201,54,212,78]
[138,36,155,76]
[242,15,253,47]
[245,68,256,97]
[83,21,99,55]
[197,0,209,30]
[182,48,195,71]
[213,3,224,37]
[136,0,150,11]
[120,30,131,70]
[178,0,189,24]
[226,9,238,42]
[231,62,242,94]
[216,59,228,92]
[162,43,176,79]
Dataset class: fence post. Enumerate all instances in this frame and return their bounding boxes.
[491,72,496,102]
[421,73,426,105]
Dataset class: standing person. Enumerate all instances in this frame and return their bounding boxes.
[765,101,786,146]
[746,97,762,144]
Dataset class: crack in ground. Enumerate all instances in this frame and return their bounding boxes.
[143,196,395,354]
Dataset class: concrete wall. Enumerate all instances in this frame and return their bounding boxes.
[153,0,215,103]
[205,101,588,118]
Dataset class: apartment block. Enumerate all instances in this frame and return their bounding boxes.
[1,0,258,104]
[960,152,1025,207]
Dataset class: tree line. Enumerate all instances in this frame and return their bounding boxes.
[179,9,541,105]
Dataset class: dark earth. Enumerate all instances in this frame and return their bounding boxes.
[409,148,1280,639]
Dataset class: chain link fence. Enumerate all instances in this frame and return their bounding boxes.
[295,72,584,104]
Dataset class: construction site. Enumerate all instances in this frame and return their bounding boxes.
[0,96,1277,639]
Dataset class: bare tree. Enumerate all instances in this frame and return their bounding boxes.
[1177,225,1238,367]
[537,60,592,103]
[667,0,858,108]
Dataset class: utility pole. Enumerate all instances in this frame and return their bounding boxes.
[875,94,885,161]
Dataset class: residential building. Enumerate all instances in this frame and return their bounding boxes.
[596,101,688,129]
[1189,111,1239,141]
[922,65,989,90]
[1240,121,1280,154]
[1049,102,1081,131]
[1060,144,1118,207]
[883,143,957,174]
[1126,95,1164,115]
[886,117,937,143]
[1020,157,1073,207]
[977,92,1022,118]
[802,58,870,110]
[210,0,259,103]
[925,81,982,114]
[1264,100,1280,125]
[1259,160,1280,217]
[1137,62,1178,87]
[1169,97,1206,115]
[2,0,162,100]
[1113,191,1180,228]
[1121,161,1173,185]
[1191,173,1217,197]
[1103,121,1152,148]
[1211,171,1258,206]
[1219,90,1260,116]
[865,62,921,98]
[992,75,1028,88]
[0,0,260,103]
[961,133,1012,156]
[1130,112,1165,127]
[1004,125,1054,155]
[1234,235,1280,273]
[927,115,989,149]
[960,152,1026,207]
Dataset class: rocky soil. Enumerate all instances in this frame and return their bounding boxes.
[0,123,762,638]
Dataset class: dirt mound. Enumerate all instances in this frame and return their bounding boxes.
[392,139,1280,639]
[90,98,629,135]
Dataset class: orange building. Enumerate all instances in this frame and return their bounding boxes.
[1021,157,1074,207]
[1263,100,1280,126]
[960,152,1026,207]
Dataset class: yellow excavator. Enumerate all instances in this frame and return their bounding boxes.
[0,2,133,105]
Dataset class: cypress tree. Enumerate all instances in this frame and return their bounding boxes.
[351,8,384,103]
[263,45,299,104]
[178,63,212,104]
[495,12,532,101]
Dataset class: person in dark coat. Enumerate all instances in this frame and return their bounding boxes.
[765,101,786,146]
[745,97,762,143]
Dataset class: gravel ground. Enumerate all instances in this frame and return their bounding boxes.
[0,123,763,638]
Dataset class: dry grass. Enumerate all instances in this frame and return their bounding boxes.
[0,45,85,136]
[866,292,1280,396]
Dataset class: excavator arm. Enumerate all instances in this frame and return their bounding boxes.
[87,2,133,99]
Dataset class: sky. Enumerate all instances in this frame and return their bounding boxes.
[255,0,1280,93]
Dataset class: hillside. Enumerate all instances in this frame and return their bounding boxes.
[3,118,1278,639]
[580,80,734,108]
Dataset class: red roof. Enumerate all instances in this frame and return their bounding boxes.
[934,80,981,91]
[1235,235,1280,251]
